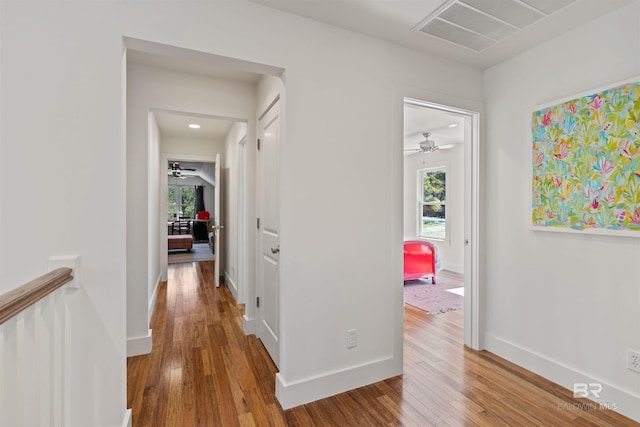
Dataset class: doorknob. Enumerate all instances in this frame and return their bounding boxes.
[271,246,280,254]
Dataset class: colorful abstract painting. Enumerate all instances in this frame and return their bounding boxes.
[531,80,640,235]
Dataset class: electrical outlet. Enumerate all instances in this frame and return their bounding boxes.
[628,349,640,373]
[347,329,357,349]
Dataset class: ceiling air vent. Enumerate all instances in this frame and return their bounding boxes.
[413,0,576,52]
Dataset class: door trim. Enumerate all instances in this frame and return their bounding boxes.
[237,136,248,305]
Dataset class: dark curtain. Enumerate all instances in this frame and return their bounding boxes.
[193,185,208,241]
[194,185,205,213]
[192,221,208,241]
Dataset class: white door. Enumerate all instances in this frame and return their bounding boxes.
[213,153,223,287]
[257,99,280,367]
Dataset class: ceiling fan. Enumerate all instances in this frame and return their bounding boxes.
[405,132,456,154]
[168,161,196,178]
[405,132,439,153]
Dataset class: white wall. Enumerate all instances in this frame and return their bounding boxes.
[200,162,216,186]
[127,61,257,352]
[403,145,465,273]
[1,0,483,420]
[198,162,216,216]
[148,113,161,323]
[483,2,640,421]
[1,3,129,425]
[163,135,226,158]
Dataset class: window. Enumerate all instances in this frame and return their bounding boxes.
[168,185,195,220]
[419,167,447,240]
[180,186,195,218]
[168,186,177,220]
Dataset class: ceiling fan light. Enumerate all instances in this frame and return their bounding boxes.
[417,131,440,152]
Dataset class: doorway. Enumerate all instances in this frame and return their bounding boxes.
[166,158,216,264]
[153,110,241,288]
[402,97,481,349]
[124,39,287,411]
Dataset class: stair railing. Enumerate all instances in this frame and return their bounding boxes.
[0,267,74,426]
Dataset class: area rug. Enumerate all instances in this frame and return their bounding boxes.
[404,271,464,314]
[168,243,215,264]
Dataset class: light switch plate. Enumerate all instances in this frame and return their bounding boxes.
[48,255,81,289]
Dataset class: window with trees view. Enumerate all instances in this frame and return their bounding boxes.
[419,167,446,240]
[168,185,196,220]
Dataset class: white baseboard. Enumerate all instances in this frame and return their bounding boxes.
[485,333,640,422]
[243,314,255,335]
[127,329,152,357]
[149,273,162,323]
[275,356,401,410]
[122,409,132,427]
[225,272,238,302]
[444,263,464,275]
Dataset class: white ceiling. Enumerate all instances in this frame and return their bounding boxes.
[404,103,464,154]
[249,0,633,69]
[154,111,238,140]
[132,0,632,152]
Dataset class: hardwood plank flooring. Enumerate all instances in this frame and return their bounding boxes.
[127,261,638,426]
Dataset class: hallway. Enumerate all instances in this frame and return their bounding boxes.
[126,261,636,426]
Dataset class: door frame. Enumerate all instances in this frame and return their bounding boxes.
[396,91,484,351]
[213,152,222,287]
[237,136,248,306]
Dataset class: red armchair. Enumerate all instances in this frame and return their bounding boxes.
[404,240,438,283]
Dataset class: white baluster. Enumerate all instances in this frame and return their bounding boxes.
[52,287,66,427]
[35,296,53,425]
[3,316,18,426]
[19,305,37,426]
[0,327,5,426]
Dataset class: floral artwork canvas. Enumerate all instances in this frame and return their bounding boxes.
[531,79,640,236]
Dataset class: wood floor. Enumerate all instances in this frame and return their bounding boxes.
[127,261,638,426]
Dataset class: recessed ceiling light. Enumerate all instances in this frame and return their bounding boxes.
[188,123,200,129]
[447,123,459,128]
